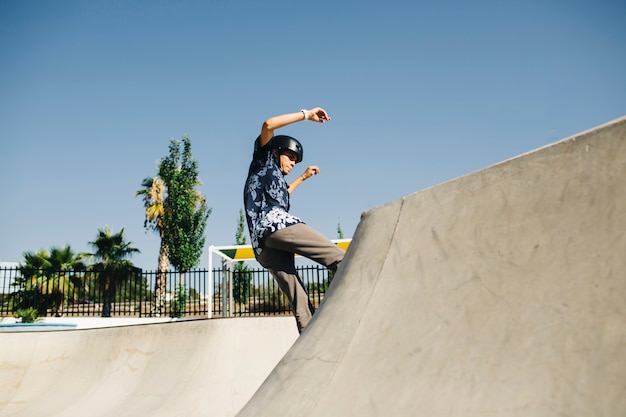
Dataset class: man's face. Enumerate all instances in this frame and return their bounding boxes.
[278,150,298,175]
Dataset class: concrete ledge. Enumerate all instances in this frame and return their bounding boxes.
[41,316,176,329]
[1,316,176,330]
[0,316,298,417]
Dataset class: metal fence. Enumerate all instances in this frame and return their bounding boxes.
[0,265,333,319]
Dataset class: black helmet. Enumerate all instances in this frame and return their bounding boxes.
[271,135,303,163]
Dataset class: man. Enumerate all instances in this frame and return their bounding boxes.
[243,107,345,333]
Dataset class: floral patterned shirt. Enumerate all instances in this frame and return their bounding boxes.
[244,136,302,257]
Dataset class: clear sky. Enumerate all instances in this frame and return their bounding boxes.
[1,0,625,270]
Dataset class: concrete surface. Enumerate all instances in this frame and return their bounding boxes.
[0,317,298,417]
[237,116,626,417]
[0,316,174,330]
[1,116,624,417]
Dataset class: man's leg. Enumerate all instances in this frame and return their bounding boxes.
[264,223,345,272]
[257,247,315,333]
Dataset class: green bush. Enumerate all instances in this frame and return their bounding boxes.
[170,285,188,318]
[15,307,40,323]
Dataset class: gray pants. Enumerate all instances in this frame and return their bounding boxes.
[257,223,345,333]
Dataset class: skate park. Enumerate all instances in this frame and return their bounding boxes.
[1,115,625,416]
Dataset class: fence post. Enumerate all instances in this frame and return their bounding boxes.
[229,261,234,317]
[207,246,213,318]
[221,258,228,317]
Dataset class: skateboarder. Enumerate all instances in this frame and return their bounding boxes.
[243,107,345,333]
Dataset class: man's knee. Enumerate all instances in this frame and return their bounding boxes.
[328,259,341,273]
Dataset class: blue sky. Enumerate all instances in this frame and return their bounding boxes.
[1,0,624,270]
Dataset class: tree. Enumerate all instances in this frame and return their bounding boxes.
[16,246,86,316]
[158,136,211,317]
[159,136,211,273]
[45,246,87,315]
[136,176,169,316]
[84,226,140,317]
[16,249,51,315]
[233,209,252,304]
[337,219,344,239]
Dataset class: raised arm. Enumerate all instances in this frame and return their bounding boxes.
[258,107,331,148]
[288,165,320,194]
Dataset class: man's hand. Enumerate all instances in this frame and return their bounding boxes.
[307,108,331,123]
[302,165,320,180]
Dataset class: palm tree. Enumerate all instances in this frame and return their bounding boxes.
[136,176,169,316]
[17,246,85,316]
[16,249,51,315]
[84,226,140,317]
[44,246,86,315]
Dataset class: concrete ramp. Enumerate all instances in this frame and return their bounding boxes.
[238,116,626,417]
[0,317,298,417]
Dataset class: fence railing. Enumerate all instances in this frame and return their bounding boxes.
[0,265,333,319]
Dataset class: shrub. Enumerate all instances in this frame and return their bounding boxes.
[170,285,188,318]
[15,307,39,323]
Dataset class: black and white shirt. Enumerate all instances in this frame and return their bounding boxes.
[243,137,302,257]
